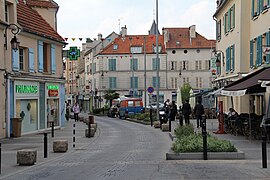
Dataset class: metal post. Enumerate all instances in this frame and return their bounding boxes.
[262,130,267,168]
[88,121,91,138]
[169,117,171,132]
[44,133,48,158]
[150,109,153,127]
[144,36,147,108]
[0,143,1,174]
[155,0,160,121]
[202,115,207,160]
[73,123,76,148]
[51,122,54,138]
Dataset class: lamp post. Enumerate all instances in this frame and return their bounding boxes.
[156,0,160,121]
[4,24,21,51]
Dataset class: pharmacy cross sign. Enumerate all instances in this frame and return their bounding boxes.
[68,46,80,60]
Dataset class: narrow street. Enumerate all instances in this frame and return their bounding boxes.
[2,116,270,180]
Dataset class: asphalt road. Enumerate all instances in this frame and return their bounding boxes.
[3,116,270,180]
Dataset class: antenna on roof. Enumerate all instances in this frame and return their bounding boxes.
[153,9,155,21]
[118,17,123,34]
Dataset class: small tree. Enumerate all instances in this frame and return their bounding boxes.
[181,83,192,102]
[103,89,120,107]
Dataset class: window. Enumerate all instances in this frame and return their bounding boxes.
[5,2,8,22]
[130,77,138,89]
[205,60,211,70]
[12,47,34,72]
[152,58,160,70]
[170,61,177,70]
[224,4,235,34]
[19,48,24,70]
[152,76,160,88]
[252,0,269,18]
[153,45,162,53]
[195,61,202,70]
[109,77,117,89]
[113,44,118,50]
[182,61,188,70]
[4,1,15,23]
[108,59,116,71]
[216,19,221,41]
[69,62,72,71]
[130,58,138,71]
[127,101,133,107]
[170,77,178,89]
[226,44,235,73]
[38,41,56,74]
[131,46,142,53]
[196,77,202,88]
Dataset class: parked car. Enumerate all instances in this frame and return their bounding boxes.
[146,102,164,109]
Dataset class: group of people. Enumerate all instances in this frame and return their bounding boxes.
[167,99,205,128]
[65,102,80,122]
[163,99,178,122]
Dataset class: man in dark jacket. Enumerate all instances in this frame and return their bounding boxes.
[182,100,191,125]
[170,101,178,121]
[194,100,204,128]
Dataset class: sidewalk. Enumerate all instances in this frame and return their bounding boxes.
[0,112,93,178]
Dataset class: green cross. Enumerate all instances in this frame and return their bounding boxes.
[67,46,80,60]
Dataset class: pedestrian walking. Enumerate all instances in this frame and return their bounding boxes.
[182,100,191,125]
[65,102,70,121]
[194,100,205,128]
[170,101,178,121]
[73,102,80,122]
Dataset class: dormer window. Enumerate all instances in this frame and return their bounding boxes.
[130,46,142,54]
[113,44,118,50]
[153,45,162,53]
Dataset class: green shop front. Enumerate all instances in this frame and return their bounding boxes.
[10,81,64,136]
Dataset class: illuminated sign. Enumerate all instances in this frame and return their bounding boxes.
[16,85,38,94]
[67,46,80,60]
[47,85,59,90]
[48,90,58,97]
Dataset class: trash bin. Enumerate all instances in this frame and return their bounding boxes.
[12,118,22,137]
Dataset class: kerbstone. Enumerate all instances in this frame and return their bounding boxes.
[17,149,37,166]
[53,140,68,153]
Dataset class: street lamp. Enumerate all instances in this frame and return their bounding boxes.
[4,24,21,51]
[212,49,225,67]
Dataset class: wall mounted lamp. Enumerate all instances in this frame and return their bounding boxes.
[4,24,21,51]
[212,49,225,67]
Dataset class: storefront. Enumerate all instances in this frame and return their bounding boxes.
[13,81,39,134]
[46,83,61,128]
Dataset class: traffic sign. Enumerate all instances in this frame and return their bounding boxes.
[147,86,154,94]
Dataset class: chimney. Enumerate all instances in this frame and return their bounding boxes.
[98,33,102,41]
[189,25,196,38]
[121,25,127,37]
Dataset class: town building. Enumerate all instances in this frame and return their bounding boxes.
[213,0,270,115]
[0,0,66,138]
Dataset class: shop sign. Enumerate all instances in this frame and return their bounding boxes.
[47,85,59,90]
[16,85,38,94]
[48,89,59,97]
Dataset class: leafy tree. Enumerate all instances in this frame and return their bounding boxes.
[181,83,192,102]
[103,89,120,107]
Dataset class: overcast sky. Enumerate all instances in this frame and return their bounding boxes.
[56,0,217,49]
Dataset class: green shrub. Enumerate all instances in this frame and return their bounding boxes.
[172,125,237,153]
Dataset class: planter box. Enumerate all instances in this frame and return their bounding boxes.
[166,150,245,160]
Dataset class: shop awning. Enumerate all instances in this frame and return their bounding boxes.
[206,87,224,97]
[221,67,270,96]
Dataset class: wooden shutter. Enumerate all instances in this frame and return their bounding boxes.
[38,40,44,72]
[51,44,56,74]
[12,49,19,71]
[28,48,35,72]
[250,40,254,68]
[266,31,270,64]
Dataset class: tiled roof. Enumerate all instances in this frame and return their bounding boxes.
[99,35,166,55]
[163,28,215,49]
[17,0,65,43]
[26,0,58,9]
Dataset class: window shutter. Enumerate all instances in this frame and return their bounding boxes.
[130,59,133,70]
[28,48,35,72]
[223,15,226,34]
[266,31,270,64]
[259,35,263,65]
[134,59,138,70]
[113,59,116,71]
[252,0,255,17]
[226,48,229,72]
[250,40,254,68]
[113,77,117,88]
[216,21,218,40]
[51,44,56,74]
[38,40,44,72]
[231,45,235,71]
[12,49,19,71]
[135,77,138,88]
[130,77,133,88]
[153,77,156,88]
[152,58,157,70]
[232,4,235,28]
[258,0,261,13]
[228,9,231,30]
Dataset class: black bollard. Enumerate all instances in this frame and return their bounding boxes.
[73,123,76,148]
[44,133,48,158]
[0,143,1,174]
[88,121,91,138]
[169,117,171,132]
[262,133,267,168]
[202,115,207,160]
[51,122,54,138]
[150,109,153,127]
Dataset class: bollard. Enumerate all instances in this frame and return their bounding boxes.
[202,115,207,160]
[88,122,91,138]
[0,143,1,174]
[44,133,48,158]
[150,109,153,127]
[73,123,76,148]
[51,122,54,138]
[262,133,267,168]
[169,117,171,132]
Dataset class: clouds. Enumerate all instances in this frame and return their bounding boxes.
[56,0,216,48]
